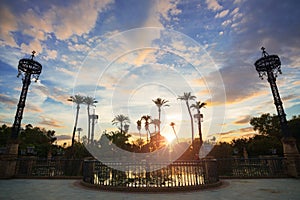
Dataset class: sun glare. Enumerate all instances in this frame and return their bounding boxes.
[165,134,176,143]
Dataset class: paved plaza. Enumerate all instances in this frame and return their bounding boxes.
[0,178,299,200]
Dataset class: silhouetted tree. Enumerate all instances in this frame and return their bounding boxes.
[112,114,130,134]
[141,115,151,142]
[208,142,233,158]
[288,115,300,142]
[170,122,178,143]
[152,98,169,132]
[104,130,131,150]
[250,113,281,139]
[0,124,11,146]
[68,95,85,147]
[250,113,300,151]
[190,101,206,144]
[178,92,196,144]
[150,119,160,133]
[17,124,57,157]
[136,120,142,139]
[84,96,97,144]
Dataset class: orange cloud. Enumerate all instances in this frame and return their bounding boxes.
[38,116,65,128]
[218,126,256,143]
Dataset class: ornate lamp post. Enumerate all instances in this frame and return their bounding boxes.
[11,51,42,140]
[254,47,299,177]
[1,51,42,178]
[90,112,98,144]
[254,47,290,138]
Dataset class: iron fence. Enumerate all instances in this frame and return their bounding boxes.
[15,158,83,177]
[217,157,288,178]
[82,159,219,190]
[11,157,289,180]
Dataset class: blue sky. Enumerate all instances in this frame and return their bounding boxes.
[0,0,299,145]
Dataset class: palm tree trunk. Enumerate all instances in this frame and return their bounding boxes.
[87,105,91,144]
[120,122,123,134]
[198,110,203,144]
[158,107,161,133]
[172,127,179,143]
[72,104,80,147]
[186,101,194,144]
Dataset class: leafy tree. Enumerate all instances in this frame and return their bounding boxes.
[231,138,249,157]
[190,101,206,144]
[250,113,281,139]
[104,130,132,151]
[152,98,169,132]
[250,113,300,150]
[0,124,11,146]
[178,92,196,143]
[247,135,283,157]
[208,142,233,158]
[68,94,85,147]
[231,135,284,157]
[16,124,57,157]
[64,141,91,158]
[288,115,300,140]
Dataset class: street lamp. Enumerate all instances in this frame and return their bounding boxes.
[90,113,98,144]
[11,51,42,140]
[254,47,289,138]
[254,47,299,161]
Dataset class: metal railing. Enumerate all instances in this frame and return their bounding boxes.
[217,157,288,178]
[82,159,219,190]
[15,158,83,177]
[11,157,289,179]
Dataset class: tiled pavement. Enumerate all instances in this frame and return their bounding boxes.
[0,179,299,200]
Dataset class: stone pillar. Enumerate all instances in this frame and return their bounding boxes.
[282,137,300,178]
[203,157,218,183]
[0,143,19,178]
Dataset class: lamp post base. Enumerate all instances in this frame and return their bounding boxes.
[281,137,300,178]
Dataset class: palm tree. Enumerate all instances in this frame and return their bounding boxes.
[178,92,196,144]
[68,94,85,147]
[141,115,151,142]
[84,96,97,144]
[136,120,142,139]
[190,101,206,144]
[152,98,169,132]
[112,114,130,134]
[170,122,179,143]
[150,119,160,133]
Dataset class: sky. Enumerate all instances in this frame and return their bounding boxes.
[0,0,299,146]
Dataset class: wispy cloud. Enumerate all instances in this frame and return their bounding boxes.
[38,116,65,128]
[215,9,229,18]
[0,94,16,107]
[0,6,18,47]
[206,0,223,11]
[233,115,251,125]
